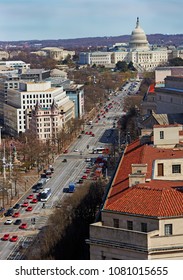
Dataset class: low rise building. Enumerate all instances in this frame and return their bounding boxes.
[40,47,75,61]
[88,125,183,259]
[0,60,30,70]
[141,67,183,116]
[29,101,64,141]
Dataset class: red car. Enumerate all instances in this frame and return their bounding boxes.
[12,212,20,218]
[10,235,18,242]
[31,198,38,204]
[1,234,10,241]
[85,131,89,135]
[27,194,34,199]
[22,201,29,207]
[19,223,27,229]
[82,175,87,180]
[63,149,68,154]
[89,131,93,135]
[26,206,33,212]
[85,169,90,174]
[91,133,95,137]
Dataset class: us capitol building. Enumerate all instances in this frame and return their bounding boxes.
[79,17,182,72]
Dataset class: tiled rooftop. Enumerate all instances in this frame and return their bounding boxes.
[104,139,183,217]
[105,185,183,217]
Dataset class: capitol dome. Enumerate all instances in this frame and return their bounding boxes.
[129,17,149,50]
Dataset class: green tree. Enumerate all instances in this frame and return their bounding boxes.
[26,180,106,260]
[116,61,128,72]
[169,57,183,66]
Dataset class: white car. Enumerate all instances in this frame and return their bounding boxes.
[4,219,13,225]
[74,149,79,152]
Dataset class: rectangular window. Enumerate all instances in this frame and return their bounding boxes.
[141,222,147,232]
[165,224,172,235]
[172,164,181,174]
[113,219,119,228]
[127,221,133,230]
[160,131,164,139]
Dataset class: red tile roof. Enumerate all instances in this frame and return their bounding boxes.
[105,185,183,217]
[148,83,155,94]
[153,124,182,128]
[104,139,183,217]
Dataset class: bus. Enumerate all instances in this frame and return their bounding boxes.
[93,147,109,154]
[39,188,51,202]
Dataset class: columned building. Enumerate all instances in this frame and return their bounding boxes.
[79,18,170,72]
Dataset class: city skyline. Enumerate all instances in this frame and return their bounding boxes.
[0,0,183,41]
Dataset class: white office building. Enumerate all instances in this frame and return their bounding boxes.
[4,81,74,135]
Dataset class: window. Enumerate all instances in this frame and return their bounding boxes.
[141,222,147,232]
[160,131,164,139]
[172,164,181,174]
[127,221,133,230]
[113,219,119,228]
[165,224,172,235]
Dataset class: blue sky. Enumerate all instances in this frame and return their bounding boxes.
[0,0,183,41]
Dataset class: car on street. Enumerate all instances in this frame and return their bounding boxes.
[21,201,29,207]
[12,212,20,218]
[82,175,87,180]
[62,158,67,162]
[74,149,79,152]
[1,234,10,241]
[31,198,38,204]
[50,167,54,173]
[78,179,83,184]
[27,194,34,199]
[4,208,14,216]
[13,203,20,210]
[4,219,13,225]
[63,149,68,154]
[19,223,27,229]
[85,169,90,174]
[10,235,18,242]
[26,206,33,212]
[14,219,22,225]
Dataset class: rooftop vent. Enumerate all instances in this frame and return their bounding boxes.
[145,178,151,182]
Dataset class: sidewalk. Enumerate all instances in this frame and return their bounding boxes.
[0,168,39,213]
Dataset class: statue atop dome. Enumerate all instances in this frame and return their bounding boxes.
[136,17,140,28]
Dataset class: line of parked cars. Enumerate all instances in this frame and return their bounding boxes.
[1,165,55,244]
